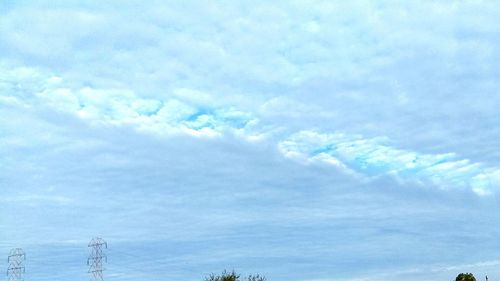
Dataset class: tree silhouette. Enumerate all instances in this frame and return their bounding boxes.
[205,270,266,281]
[456,273,476,281]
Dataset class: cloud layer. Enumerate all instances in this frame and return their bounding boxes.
[2,1,500,281]
[2,61,499,196]
[280,130,500,195]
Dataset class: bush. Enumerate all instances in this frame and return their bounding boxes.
[205,270,266,281]
[456,273,476,281]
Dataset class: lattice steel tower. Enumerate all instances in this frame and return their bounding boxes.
[87,237,107,281]
[7,248,25,281]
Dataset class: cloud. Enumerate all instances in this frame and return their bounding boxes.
[2,60,500,197]
[2,1,500,281]
[0,194,74,205]
[279,130,500,195]
[0,63,258,139]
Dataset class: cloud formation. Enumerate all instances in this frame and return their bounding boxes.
[2,61,498,196]
[280,130,500,195]
[1,1,500,281]
[0,63,258,138]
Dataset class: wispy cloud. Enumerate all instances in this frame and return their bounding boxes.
[279,130,500,195]
[1,1,500,281]
[2,62,499,196]
[0,63,259,138]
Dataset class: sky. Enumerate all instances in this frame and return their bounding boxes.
[1,1,500,281]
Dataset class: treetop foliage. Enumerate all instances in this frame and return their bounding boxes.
[205,270,266,281]
[455,273,476,281]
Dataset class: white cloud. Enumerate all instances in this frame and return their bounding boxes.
[2,1,500,281]
[2,61,499,197]
[0,63,258,138]
[279,130,500,195]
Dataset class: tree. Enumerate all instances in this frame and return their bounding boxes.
[455,273,476,281]
[205,270,266,281]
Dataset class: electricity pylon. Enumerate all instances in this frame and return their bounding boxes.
[7,248,25,281]
[87,237,107,281]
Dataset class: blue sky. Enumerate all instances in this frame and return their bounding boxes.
[1,1,500,281]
